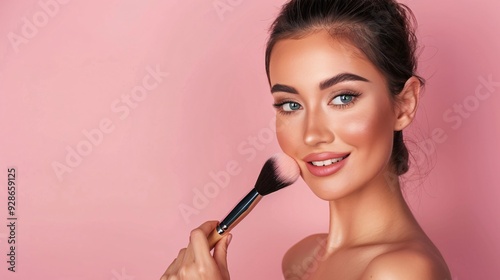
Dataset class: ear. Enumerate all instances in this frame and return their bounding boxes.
[394,76,421,131]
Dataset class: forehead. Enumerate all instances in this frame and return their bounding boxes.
[268,30,385,87]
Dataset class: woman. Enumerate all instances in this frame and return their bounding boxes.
[162,0,451,279]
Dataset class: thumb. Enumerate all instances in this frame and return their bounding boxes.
[213,234,232,279]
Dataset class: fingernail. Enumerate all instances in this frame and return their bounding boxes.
[226,234,232,246]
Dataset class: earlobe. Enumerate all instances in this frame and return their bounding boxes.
[394,76,421,131]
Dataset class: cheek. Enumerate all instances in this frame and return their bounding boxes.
[338,112,390,140]
[335,105,395,164]
[338,114,371,136]
[276,117,295,155]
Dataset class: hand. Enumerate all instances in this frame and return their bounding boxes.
[161,221,232,280]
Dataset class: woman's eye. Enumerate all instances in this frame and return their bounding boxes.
[331,94,355,105]
[275,102,302,112]
[284,102,301,111]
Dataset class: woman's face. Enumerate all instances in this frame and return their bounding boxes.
[269,30,398,200]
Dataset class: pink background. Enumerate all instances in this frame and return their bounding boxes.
[0,0,499,279]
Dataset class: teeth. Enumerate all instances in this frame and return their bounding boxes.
[311,157,344,167]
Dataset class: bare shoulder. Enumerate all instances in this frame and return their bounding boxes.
[282,233,327,277]
[360,245,452,280]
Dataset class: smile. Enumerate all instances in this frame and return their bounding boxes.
[310,156,347,167]
[303,153,350,177]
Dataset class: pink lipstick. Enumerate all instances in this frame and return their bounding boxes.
[303,152,350,177]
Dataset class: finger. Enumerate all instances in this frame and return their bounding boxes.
[164,248,186,276]
[213,234,232,280]
[187,227,212,261]
[182,221,220,265]
[197,220,219,236]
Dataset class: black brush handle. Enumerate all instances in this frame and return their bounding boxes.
[219,188,259,231]
[207,188,261,249]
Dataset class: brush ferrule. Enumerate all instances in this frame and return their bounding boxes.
[215,224,225,235]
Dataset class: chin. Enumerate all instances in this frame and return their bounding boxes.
[302,175,358,201]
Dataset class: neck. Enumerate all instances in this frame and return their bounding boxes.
[324,171,422,252]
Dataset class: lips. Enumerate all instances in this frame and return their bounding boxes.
[303,152,350,177]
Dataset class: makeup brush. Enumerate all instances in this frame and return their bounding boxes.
[207,153,300,249]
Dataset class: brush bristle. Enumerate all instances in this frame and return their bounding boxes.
[254,153,300,196]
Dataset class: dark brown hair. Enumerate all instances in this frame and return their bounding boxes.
[265,0,424,175]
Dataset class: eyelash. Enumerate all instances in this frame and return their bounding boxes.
[272,91,362,115]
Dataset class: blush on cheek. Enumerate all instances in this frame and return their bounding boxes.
[338,98,395,140]
[334,113,374,141]
[276,116,301,152]
[335,109,395,164]
[276,133,287,153]
[276,119,287,148]
[276,125,294,156]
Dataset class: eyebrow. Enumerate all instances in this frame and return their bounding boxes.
[270,72,370,94]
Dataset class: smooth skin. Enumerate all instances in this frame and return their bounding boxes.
[271,30,451,279]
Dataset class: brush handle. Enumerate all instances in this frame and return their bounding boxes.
[207,189,262,249]
[207,227,224,249]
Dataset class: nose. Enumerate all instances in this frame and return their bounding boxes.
[303,109,335,146]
